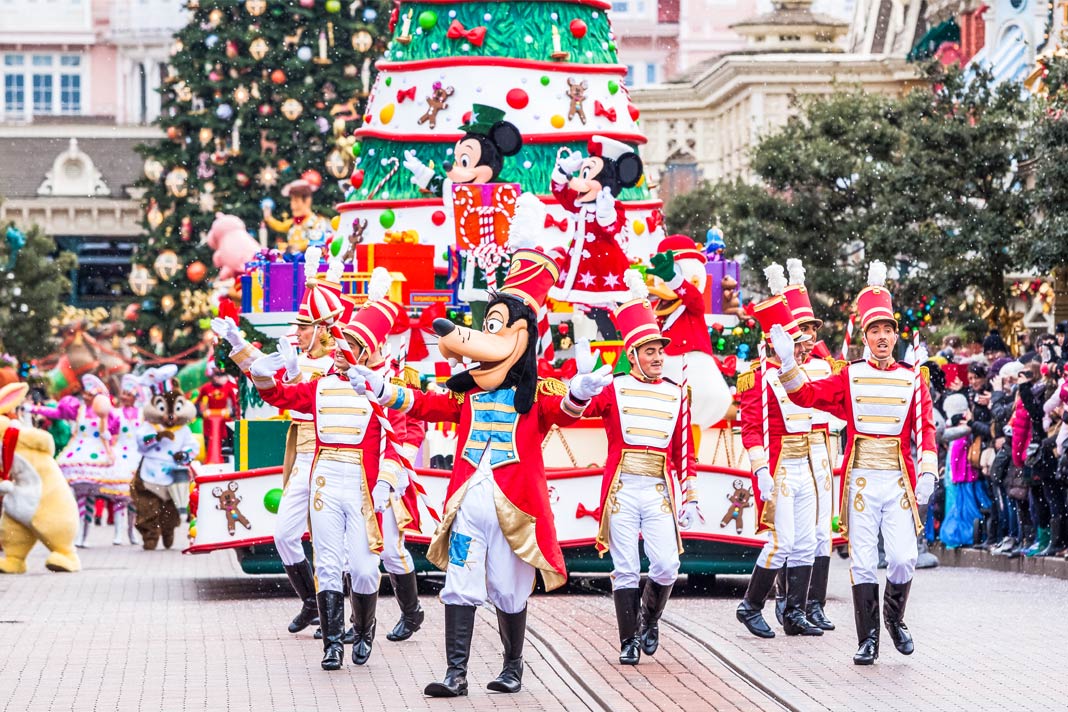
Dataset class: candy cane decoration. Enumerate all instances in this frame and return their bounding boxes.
[911,332,923,477]
[309,286,441,522]
[758,340,769,466]
[841,312,855,360]
[367,156,400,200]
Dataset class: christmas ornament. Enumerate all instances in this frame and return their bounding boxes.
[161,294,176,313]
[186,261,208,283]
[506,88,528,110]
[180,215,194,241]
[569,19,587,38]
[174,81,193,102]
[432,210,446,226]
[418,9,437,29]
[297,46,313,62]
[379,103,395,124]
[198,189,216,213]
[128,265,157,296]
[165,167,189,198]
[325,0,341,12]
[166,126,182,141]
[208,8,223,27]
[607,80,619,95]
[249,37,269,60]
[362,7,376,20]
[216,103,233,120]
[198,127,214,145]
[154,250,182,280]
[146,200,164,229]
[281,98,303,120]
[550,114,565,129]
[245,0,266,16]
[234,85,250,104]
[271,69,286,84]
[300,0,314,6]
[540,75,551,86]
[351,141,361,157]
[205,34,219,49]
[379,209,396,229]
[264,488,283,513]
[143,158,164,182]
[628,104,640,121]
[301,170,323,189]
[226,40,239,59]
[235,172,251,189]
[353,30,373,52]
[257,165,279,187]
[258,103,273,116]
[349,168,364,189]
[325,149,349,179]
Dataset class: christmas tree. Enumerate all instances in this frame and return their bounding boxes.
[132,0,388,356]
[332,0,665,283]
[0,219,77,363]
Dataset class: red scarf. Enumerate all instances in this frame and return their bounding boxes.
[1,428,18,481]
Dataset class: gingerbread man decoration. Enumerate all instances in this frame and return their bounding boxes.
[342,217,367,263]
[213,481,252,536]
[566,78,588,125]
[418,81,455,129]
[721,478,753,534]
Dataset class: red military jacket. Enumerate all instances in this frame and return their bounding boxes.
[584,373,696,554]
[198,380,239,418]
[779,358,937,539]
[659,279,713,358]
[385,378,586,591]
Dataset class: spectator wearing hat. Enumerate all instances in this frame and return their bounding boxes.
[983,330,1010,361]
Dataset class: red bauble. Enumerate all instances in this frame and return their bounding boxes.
[628,104,640,121]
[506,88,528,110]
[363,113,372,124]
[462,110,473,124]
[235,172,251,187]
[270,69,286,84]
[123,303,140,321]
[258,103,273,116]
[569,19,587,38]
[558,323,570,336]
[431,210,446,226]
[349,169,365,189]
[187,261,208,283]
[166,126,180,140]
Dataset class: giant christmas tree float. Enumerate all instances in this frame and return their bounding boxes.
[332,0,666,303]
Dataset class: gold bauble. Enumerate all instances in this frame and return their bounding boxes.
[245,0,266,16]
[154,250,182,281]
[165,167,189,198]
[249,37,269,61]
[198,127,214,145]
[160,295,176,313]
[143,158,164,182]
[128,265,157,297]
[234,85,250,105]
[208,8,223,27]
[281,98,303,120]
[353,30,373,52]
[325,149,349,179]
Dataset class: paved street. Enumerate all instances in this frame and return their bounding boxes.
[2,525,1067,711]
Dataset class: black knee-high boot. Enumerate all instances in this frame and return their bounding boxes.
[424,605,476,697]
[782,565,823,636]
[282,559,320,633]
[614,588,642,664]
[350,591,378,665]
[487,607,526,693]
[883,580,914,655]
[317,590,345,671]
[638,581,674,655]
[386,572,425,641]
[851,583,880,665]
[805,556,835,630]
[736,565,778,638]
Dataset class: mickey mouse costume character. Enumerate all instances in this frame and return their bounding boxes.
[772,261,937,666]
[352,249,613,697]
[549,135,644,305]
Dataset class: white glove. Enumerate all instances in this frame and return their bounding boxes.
[276,337,299,382]
[575,338,601,376]
[755,466,774,502]
[556,148,583,175]
[348,364,389,402]
[249,353,285,378]
[569,364,613,401]
[594,186,616,226]
[768,324,797,370]
[371,479,393,513]
[211,317,247,350]
[403,150,434,190]
[677,500,704,530]
[914,472,936,505]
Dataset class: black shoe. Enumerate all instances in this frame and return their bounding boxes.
[782,566,823,636]
[1038,516,1064,557]
[386,572,424,642]
[773,567,786,626]
[350,592,378,665]
[736,566,778,638]
[283,560,320,634]
[317,590,345,671]
[613,588,642,665]
[313,627,322,640]
[342,626,356,645]
[851,583,880,665]
[883,580,914,655]
[487,607,526,693]
[425,605,476,697]
[639,580,674,655]
[806,556,835,631]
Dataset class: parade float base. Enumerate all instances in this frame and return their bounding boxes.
[187,422,844,576]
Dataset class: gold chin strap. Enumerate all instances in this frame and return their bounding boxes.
[629,349,657,383]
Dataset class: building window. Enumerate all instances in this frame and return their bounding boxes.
[2,52,85,118]
[624,64,635,85]
[611,0,648,16]
[646,64,657,84]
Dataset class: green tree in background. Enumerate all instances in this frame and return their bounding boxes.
[133,0,388,355]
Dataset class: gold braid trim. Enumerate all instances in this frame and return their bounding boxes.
[828,357,848,375]
[403,365,421,388]
[920,366,930,387]
[736,365,758,394]
[538,378,568,398]
[450,390,465,405]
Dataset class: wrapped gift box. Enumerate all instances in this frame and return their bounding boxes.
[355,243,435,303]
[240,267,266,313]
[262,261,307,312]
[452,183,521,251]
[705,260,742,314]
[232,419,291,471]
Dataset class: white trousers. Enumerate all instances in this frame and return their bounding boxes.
[608,474,680,590]
[847,468,918,585]
[308,457,381,594]
[755,456,818,570]
[380,503,414,575]
[810,437,834,558]
[274,452,313,566]
[440,478,535,614]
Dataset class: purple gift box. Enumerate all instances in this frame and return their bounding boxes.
[705,259,741,314]
[263,262,306,312]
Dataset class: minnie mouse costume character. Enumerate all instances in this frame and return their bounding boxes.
[549,135,644,305]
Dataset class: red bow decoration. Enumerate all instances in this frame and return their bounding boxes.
[396,86,417,103]
[544,214,570,232]
[575,502,603,521]
[537,357,578,380]
[388,3,399,32]
[645,211,663,233]
[713,354,738,377]
[593,100,617,122]
[408,302,446,362]
[446,19,487,46]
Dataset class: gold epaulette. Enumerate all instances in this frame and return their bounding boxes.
[828,357,848,375]
[390,377,406,387]
[736,364,758,394]
[538,378,568,398]
[403,365,421,388]
[686,384,693,405]
[450,390,465,405]
[920,366,930,387]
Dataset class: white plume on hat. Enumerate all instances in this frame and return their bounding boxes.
[325,257,344,284]
[367,267,393,302]
[763,263,787,296]
[786,258,806,286]
[304,246,323,281]
[867,260,888,288]
[623,269,648,300]
[508,192,548,251]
